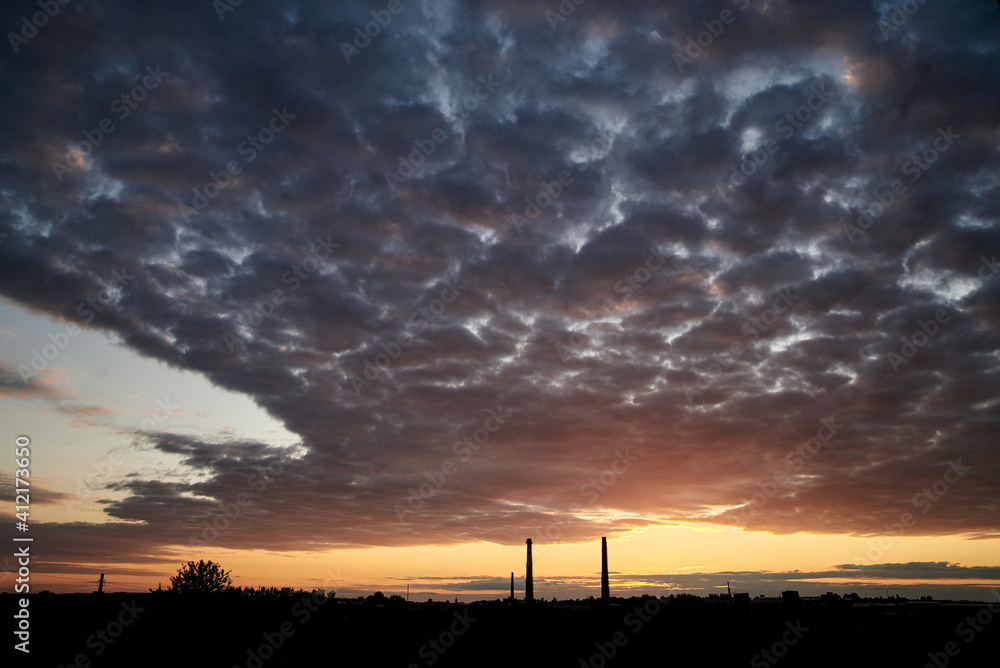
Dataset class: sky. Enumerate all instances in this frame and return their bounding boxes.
[1,0,999,602]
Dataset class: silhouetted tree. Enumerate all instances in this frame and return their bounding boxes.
[169,559,232,593]
[365,591,387,605]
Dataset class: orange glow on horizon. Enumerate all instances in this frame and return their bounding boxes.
[16,524,1000,601]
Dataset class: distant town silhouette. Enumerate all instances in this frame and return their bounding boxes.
[10,537,999,668]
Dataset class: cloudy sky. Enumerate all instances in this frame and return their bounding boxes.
[1,0,999,600]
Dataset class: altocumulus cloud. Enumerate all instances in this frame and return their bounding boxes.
[0,0,998,569]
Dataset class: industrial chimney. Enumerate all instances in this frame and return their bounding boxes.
[601,537,610,602]
[526,538,534,604]
[510,571,515,602]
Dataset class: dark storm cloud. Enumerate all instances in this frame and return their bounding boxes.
[1,0,998,568]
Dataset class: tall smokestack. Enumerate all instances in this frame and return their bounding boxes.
[601,537,610,601]
[510,571,515,601]
[525,539,534,604]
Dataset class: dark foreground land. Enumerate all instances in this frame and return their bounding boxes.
[6,591,999,667]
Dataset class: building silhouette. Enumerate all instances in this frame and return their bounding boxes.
[525,538,534,604]
[601,537,610,601]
